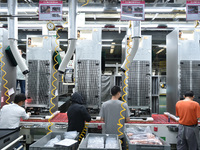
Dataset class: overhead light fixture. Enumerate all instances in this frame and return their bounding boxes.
[21,39,27,41]
[102,44,111,47]
[156,48,165,54]
[111,42,116,45]
[110,48,114,54]
[102,39,113,42]
[78,8,104,12]
[63,44,68,47]
[158,45,166,48]
[145,8,173,12]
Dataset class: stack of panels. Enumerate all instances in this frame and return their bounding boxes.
[27,60,38,104]
[27,60,50,105]
[180,61,190,99]
[128,61,150,107]
[77,60,100,107]
[180,61,200,104]
[38,60,50,105]
[192,61,200,103]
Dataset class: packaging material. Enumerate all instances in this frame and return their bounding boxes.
[87,136,104,148]
[44,135,61,147]
[79,133,120,150]
[64,131,78,139]
[105,137,119,149]
[126,126,163,146]
[126,126,152,135]
[29,132,79,150]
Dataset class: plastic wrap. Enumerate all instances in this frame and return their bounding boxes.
[129,137,163,145]
[44,135,61,147]
[126,126,163,146]
[87,136,104,148]
[64,131,78,139]
[105,137,119,149]
[126,126,152,135]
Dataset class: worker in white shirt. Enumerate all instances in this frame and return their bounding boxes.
[0,93,31,128]
[16,50,26,94]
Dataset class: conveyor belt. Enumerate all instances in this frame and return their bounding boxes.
[21,113,179,124]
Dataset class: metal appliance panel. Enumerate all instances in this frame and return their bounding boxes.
[166,30,179,115]
[75,29,101,109]
[167,30,200,114]
[122,35,152,109]
[26,35,58,112]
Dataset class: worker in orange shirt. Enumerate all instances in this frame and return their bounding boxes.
[176,91,200,150]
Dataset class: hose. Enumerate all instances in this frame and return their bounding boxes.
[78,122,89,142]
[47,22,68,134]
[195,20,199,28]
[0,44,10,104]
[82,0,89,7]
[117,34,132,138]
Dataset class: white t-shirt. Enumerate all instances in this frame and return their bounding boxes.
[0,103,29,128]
[16,58,26,80]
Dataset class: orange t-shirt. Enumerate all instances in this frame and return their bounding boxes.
[176,100,200,126]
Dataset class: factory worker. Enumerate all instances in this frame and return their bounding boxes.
[67,92,91,133]
[100,86,130,139]
[176,91,200,150]
[0,94,31,128]
[16,50,26,94]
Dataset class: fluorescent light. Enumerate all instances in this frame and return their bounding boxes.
[145,8,173,13]
[102,39,113,42]
[21,39,26,41]
[158,45,166,48]
[102,44,111,47]
[63,44,68,47]
[111,45,115,49]
[78,8,104,12]
[156,49,165,54]
[111,42,116,45]
[0,7,38,13]
[110,49,114,54]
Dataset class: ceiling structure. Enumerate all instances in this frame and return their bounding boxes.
[0,0,191,74]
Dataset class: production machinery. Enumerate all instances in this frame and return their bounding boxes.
[122,35,152,117]
[25,35,60,116]
[167,29,200,115]
[0,28,17,107]
[75,28,102,115]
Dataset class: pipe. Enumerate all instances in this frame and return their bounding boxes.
[1,135,24,150]
[58,0,77,74]
[58,40,76,73]
[121,21,141,71]
[8,0,29,74]
[68,0,77,39]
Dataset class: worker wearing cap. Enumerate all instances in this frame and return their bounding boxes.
[176,91,200,150]
[0,94,31,128]
[100,86,130,139]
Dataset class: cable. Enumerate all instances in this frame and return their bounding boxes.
[82,0,89,7]
[0,44,10,104]
[47,22,68,134]
[78,122,89,142]
[117,34,132,138]
[195,20,199,28]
